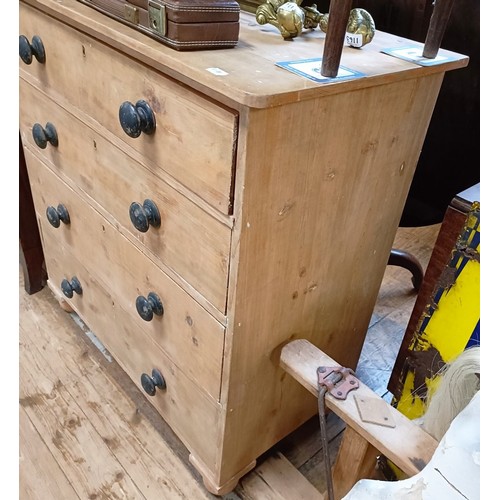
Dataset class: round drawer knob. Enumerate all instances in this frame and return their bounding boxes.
[32,122,58,149]
[141,368,166,396]
[129,199,161,233]
[118,100,156,138]
[46,204,70,228]
[136,292,163,321]
[19,35,46,64]
[61,276,82,298]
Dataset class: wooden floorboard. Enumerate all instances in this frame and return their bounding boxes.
[18,224,440,499]
[19,272,212,500]
[19,405,80,500]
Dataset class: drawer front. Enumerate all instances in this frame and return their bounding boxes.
[20,79,231,313]
[25,149,225,402]
[19,2,238,213]
[39,233,220,468]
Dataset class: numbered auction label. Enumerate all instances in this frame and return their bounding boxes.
[345,32,364,48]
[206,67,228,76]
[381,46,462,66]
[276,58,365,83]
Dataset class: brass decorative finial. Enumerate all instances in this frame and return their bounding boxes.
[256,1,375,46]
[346,8,375,47]
[256,0,328,39]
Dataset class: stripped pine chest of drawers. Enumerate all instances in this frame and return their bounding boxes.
[19,0,468,493]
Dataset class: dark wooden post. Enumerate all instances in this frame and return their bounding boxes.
[422,0,455,58]
[19,133,47,294]
[321,0,352,77]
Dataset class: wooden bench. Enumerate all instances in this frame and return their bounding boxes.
[280,339,439,498]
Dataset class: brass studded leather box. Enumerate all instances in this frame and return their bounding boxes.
[77,0,240,50]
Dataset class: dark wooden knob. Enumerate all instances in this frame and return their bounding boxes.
[129,199,161,233]
[32,122,58,149]
[46,204,70,228]
[136,292,163,321]
[118,100,155,138]
[61,276,82,298]
[140,368,166,396]
[19,35,46,64]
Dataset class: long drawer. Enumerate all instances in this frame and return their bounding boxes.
[19,2,238,213]
[25,148,225,402]
[19,79,231,314]
[39,229,220,469]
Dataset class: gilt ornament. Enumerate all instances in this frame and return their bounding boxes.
[256,1,375,46]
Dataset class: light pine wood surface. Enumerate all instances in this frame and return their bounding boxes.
[20,2,238,213]
[19,224,440,499]
[19,79,233,316]
[25,150,226,405]
[20,0,459,492]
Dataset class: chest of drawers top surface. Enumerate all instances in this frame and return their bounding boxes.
[20,0,468,110]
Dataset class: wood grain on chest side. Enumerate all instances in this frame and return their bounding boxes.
[215,72,445,480]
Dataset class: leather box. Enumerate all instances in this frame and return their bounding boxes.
[77,0,240,50]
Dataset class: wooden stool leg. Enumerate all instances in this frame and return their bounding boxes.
[321,0,352,77]
[423,0,455,58]
[330,426,379,499]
